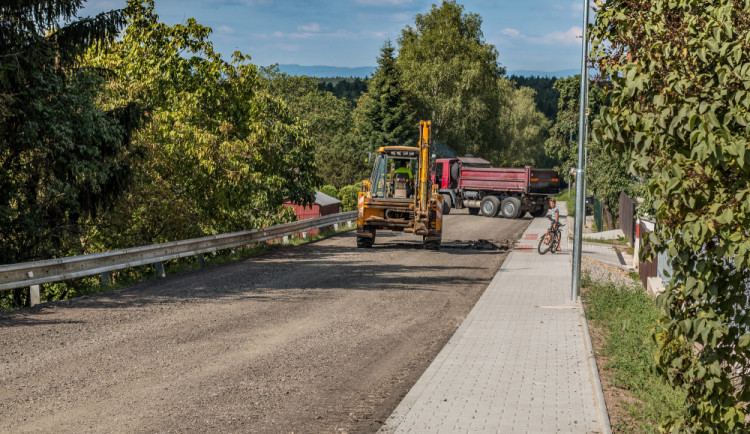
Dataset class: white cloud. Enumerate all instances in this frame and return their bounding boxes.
[534,27,582,46]
[268,29,357,40]
[497,26,582,47]
[298,22,321,32]
[500,28,521,38]
[217,25,235,34]
[363,30,388,39]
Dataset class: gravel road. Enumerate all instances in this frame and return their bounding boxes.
[1,210,529,433]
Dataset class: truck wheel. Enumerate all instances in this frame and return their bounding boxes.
[468,207,480,215]
[442,195,452,215]
[501,197,522,219]
[532,207,547,218]
[480,196,500,217]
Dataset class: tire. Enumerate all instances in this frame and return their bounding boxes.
[501,197,522,219]
[549,230,561,253]
[480,196,500,217]
[442,195,452,215]
[468,207,480,215]
[424,236,441,250]
[356,236,373,248]
[531,207,547,218]
[538,232,551,254]
[356,229,375,248]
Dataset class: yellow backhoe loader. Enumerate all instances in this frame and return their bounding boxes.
[356,121,443,250]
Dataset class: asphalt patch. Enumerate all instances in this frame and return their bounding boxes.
[441,239,513,251]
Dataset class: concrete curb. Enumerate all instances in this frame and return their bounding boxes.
[578,298,613,434]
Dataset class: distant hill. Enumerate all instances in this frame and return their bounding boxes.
[275,64,581,79]
[276,64,376,78]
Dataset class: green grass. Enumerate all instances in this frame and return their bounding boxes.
[2,222,356,311]
[581,274,686,433]
[556,188,576,217]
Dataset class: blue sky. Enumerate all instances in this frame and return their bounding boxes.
[81,0,588,72]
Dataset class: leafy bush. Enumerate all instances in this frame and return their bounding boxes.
[319,185,338,199]
[338,184,361,211]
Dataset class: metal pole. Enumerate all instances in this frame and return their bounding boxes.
[572,0,590,301]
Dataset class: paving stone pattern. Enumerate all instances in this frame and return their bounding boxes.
[380,207,604,433]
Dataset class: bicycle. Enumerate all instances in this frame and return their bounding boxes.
[538,221,564,254]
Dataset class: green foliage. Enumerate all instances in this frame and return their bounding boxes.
[317,77,369,103]
[544,76,605,176]
[337,184,360,212]
[396,1,503,156]
[85,0,319,249]
[0,0,141,306]
[263,68,363,187]
[590,0,750,430]
[508,75,560,120]
[492,79,551,167]
[544,75,629,220]
[354,41,418,151]
[582,277,686,432]
[319,185,338,199]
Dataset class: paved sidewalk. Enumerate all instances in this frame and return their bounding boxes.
[380,205,610,433]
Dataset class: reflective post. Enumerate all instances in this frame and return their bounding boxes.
[572,0,591,301]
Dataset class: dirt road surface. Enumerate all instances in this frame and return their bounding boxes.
[1,210,529,433]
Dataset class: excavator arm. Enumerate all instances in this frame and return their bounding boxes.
[414,120,432,235]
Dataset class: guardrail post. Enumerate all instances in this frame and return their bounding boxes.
[197,253,205,265]
[27,271,40,307]
[101,272,112,286]
[301,232,307,239]
[282,236,289,244]
[155,262,166,278]
[333,223,339,231]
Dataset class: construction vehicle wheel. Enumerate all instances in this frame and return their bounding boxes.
[501,197,522,219]
[468,207,480,215]
[357,236,374,248]
[442,195,452,215]
[480,196,500,217]
[531,207,547,218]
[424,237,441,250]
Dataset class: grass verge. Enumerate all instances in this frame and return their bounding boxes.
[581,273,685,433]
[556,188,576,217]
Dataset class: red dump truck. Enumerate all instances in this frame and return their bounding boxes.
[432,156,561,218]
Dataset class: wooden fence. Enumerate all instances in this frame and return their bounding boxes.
[619,191,637,246]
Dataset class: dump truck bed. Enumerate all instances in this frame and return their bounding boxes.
[457,166,559,195]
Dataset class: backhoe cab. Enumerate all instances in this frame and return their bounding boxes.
[357,121,443,250]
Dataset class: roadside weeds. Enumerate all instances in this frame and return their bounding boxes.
[581,263,686,433]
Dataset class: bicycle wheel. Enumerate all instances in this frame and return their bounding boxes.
[538,231,552,254]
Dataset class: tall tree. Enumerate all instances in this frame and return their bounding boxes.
[396,0,503,155]
[591,0,750,430]
[0,0,140,271]
[86,0,318,248]
[493,78,551,167]
[355,41,417,151]
[264,68,364,187]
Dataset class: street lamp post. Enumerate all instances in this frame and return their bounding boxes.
[571,0,590,301]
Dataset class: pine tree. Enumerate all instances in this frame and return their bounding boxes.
[0,0,141,304]
[355,41,417,150]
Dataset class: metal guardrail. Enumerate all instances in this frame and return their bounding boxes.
[0,211,357,293]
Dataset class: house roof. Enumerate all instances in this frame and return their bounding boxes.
[315,191,341,206]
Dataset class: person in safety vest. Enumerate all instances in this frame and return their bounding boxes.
[394,160,413,180]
